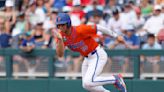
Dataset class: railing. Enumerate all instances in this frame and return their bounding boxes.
[0,48,164,79]
[0,48,55,78]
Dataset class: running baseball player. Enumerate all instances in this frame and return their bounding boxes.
[54,13,127,92]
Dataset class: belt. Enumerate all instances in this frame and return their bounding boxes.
[85,45,101,58]
[85,50,97,58]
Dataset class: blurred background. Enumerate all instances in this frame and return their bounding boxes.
[0,0,163,81]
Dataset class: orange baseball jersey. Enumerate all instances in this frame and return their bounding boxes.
[60,24,99,56]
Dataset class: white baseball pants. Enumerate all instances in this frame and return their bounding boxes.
[82,46,116,92]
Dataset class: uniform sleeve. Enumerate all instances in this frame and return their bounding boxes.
[77,24,97,36]
[97,24,118,38]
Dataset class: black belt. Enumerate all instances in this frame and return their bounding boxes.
[85,50,97,58]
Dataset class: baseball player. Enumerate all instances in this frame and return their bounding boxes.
[55,13,127,92]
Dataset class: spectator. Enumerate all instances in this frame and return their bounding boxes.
[0,18,11,48]
[25,0,38,28]
[62,6,81,26]
[0,0,17,34]
[20,32,35,52]
[17,0,30,12]
[157,28,164,49]
[128,0,139,12]
[133,7,145,30]
[134,7,146,47]
[19,32,39,78]
[43,8,58,32]
[71,1,86,24]
[13,12,30,36]
[12,32,35,79]
[52,0,67,10]
[141,5,163,36]
[43,8,59,48]
[31,23,48,48]
[87,13,106,27]
[122,25,140,72]
[121,3,137,28]
[122,25,140,49]
[0,30,11,48]
[44,0,53,16]
[141,34,162,74]
[35,0,46,23]
[85,0,103,24]
[104,0,119,11]
[123,25,140,73]
[0,15,12,71]
[83,0,104,13]
[12,12,30,48]
[140,0,153,19]
[107,7,124,35]
[103,0,121,22]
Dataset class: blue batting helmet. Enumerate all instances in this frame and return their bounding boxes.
[56,13,71,28]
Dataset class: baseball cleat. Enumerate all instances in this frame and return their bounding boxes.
[114,74,127,92]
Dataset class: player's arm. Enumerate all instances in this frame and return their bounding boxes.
[54,31,65,57]
[96,24,118,38]
[56,38,65,57]
[96,24,125,42]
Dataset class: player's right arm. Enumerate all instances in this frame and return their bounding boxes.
[54,31,65,57]
[56,38,65,57]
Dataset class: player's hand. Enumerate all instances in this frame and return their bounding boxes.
[117,35,125,43]
[53,30,62,40]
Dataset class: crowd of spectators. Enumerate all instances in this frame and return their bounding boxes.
[0,0,163,78]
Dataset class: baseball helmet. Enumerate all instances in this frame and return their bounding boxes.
[56,13,71,28]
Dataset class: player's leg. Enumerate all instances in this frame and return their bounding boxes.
[83,48,116,86]
[82,58,109,92]
[81,58,88,83]
[83,47,127,92]
[95,48,127,92]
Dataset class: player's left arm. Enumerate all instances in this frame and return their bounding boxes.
[96,24,125,42]
[96,24,118,38]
